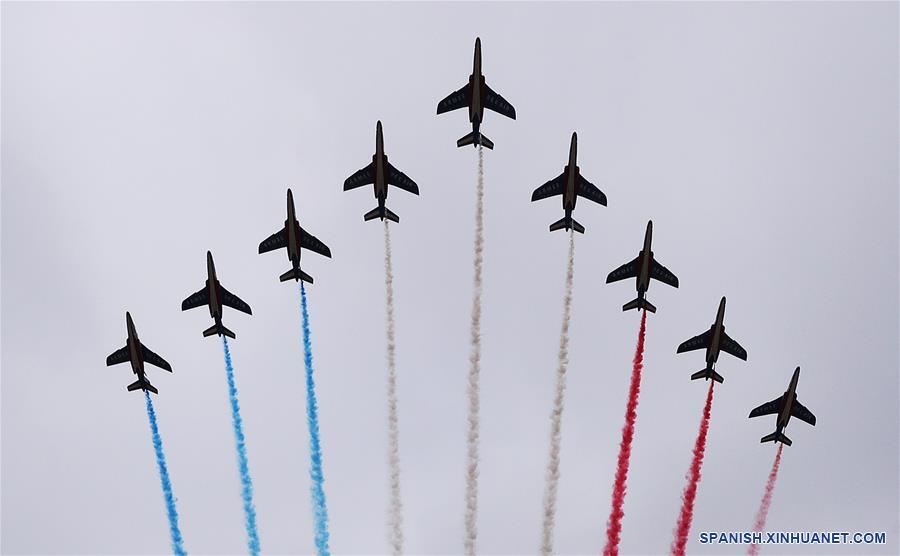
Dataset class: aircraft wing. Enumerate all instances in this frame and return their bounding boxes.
[259,227,287,254]
[649,259,679,288]
[720,331,748,360]
[219,285,252,315]
[677,330,711,353]
[531,174,565,201]
[791,398,817,426]
[182,287,210,311]
[576,176,607,206]
[749,396,783,418]
[387,162,420,195]
[106,345,130,366]
[299,227,332,258]
[344,163,375,191]
[141,345,172,372]
[483,83,516,119]
[436,84,470,114]
[606,256,639,283]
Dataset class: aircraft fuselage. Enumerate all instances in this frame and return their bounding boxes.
[468,38,484,126]
[206,251,223,322]
[636,221,654,295]
[777,367,801,430]
[373,120,389,205]
[706,297,727,366]
[286,189,300,266]
[562,132,579,213]
[126,312,145,379]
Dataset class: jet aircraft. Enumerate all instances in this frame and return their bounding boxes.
[749,366,817,446]
[259,188,332,283]
[436,37,516,149]
[606,220,679,312]
[531,132,607,233]
[676,297,747,383]
[181,251,252,339]
[344,120,419,223]
[106,312,172,394]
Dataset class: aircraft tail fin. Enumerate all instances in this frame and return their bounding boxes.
[203,323,236,339]
[279,267,314,283]
[457,131,494,150]
[127,379,158,394]
[549,216,585,234]
[760,431,792,446]
[364,206,399,223]
[690,368,725,384]
[623,297,656,313]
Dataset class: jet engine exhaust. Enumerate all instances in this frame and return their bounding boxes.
[464,145,485,556]
[671,380,716,556]
[143,391,187,556]
[540,230,576,556]
[383,221,405,555]
[748,444,784,555]
[299,282,331,556]
[603,309,648,556]
[221,337,261,556]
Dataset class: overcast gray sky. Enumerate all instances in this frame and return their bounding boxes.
[2,2,898,555]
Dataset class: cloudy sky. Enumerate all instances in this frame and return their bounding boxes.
[2,2,897,555]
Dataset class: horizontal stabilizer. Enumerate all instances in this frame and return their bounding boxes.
[364,206,399,223]
[690,368,725,384]
[203,323,235,339]
[760,431,792,446]
[549,217,585,234]
[623,297,656,313]
[127,379,158,394]
[457,131,494,150]
[280,267,314,283]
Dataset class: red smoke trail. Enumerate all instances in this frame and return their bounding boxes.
[602,309,647,556]
[747,444,784,556]
[671,380,716,556]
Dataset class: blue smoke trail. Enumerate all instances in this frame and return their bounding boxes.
[300,282,331,556]
[222,337,261,556]
[144,391,187,556]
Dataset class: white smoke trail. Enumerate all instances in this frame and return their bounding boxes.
[464,145,485,556]
[540,230,576,556]
[383,220,404,555]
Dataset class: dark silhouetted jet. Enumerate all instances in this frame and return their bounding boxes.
[606,220,679,313]
[749,367,816,446]
[344,120,419,223]
[436,37,516,149]
[106,312,172,394]
[259,188,332,283]
[181,251,252,339]
[531,132,607,233]
[676,297,747,383]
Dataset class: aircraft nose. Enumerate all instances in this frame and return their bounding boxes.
[287,188,293,201]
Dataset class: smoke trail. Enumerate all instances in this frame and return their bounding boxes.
[222,337,261,556]
[144,391,187,556]
[540,230,577,556]
[383,220,404,555]
[602,309,648,556]
[299,282,331,556]
[671,380,716,556]
[747,444,784,556]
[464,144,485,556]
